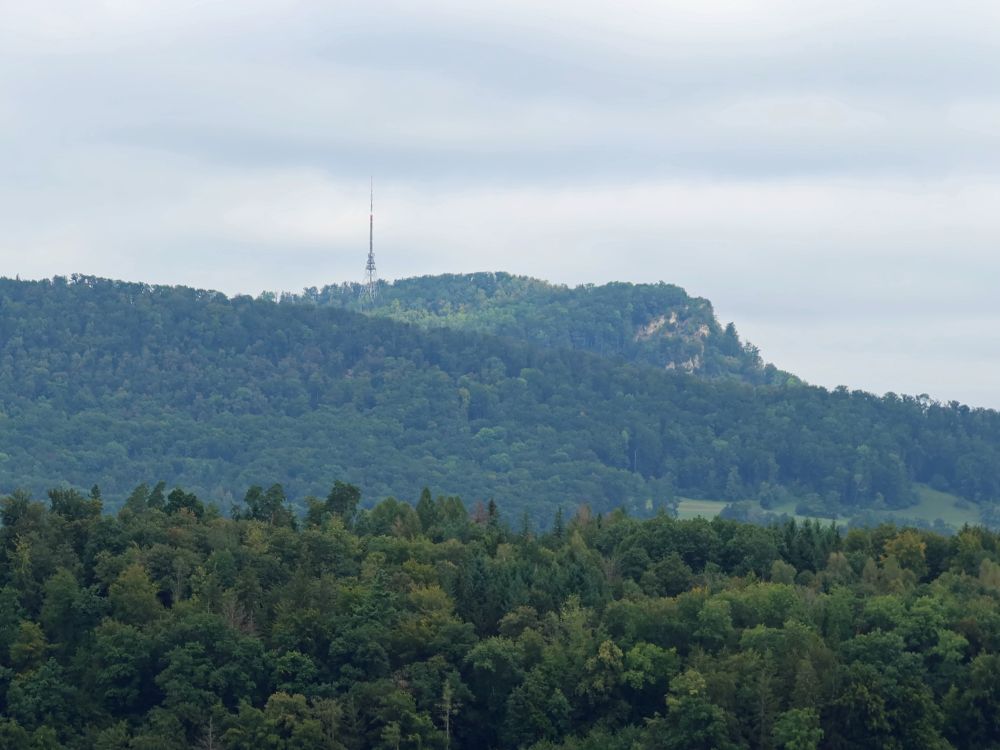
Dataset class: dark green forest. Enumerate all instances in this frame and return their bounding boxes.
[1,275,1000,524]
[3,483,1000,749]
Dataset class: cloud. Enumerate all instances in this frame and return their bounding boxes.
[2,1,1000,406]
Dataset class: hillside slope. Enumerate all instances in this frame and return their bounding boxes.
[0,275,999,523]
[298,273,786,384]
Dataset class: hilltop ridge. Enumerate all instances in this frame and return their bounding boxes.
[294,273,788,385]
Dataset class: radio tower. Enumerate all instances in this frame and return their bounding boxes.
[361,177,379,305]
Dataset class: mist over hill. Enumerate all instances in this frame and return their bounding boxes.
[0,273,998,526]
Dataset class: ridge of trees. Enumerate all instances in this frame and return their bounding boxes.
[0,274,998,521]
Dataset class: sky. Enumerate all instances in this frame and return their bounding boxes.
[2,1,1000,407]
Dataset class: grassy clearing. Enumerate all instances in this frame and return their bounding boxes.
[766,499,828,525]
[675,498,729,520]
[882,484,981,528]
[675,484,981,530]
[676,497,836,525]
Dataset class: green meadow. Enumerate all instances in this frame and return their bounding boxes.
[675,484,983,530]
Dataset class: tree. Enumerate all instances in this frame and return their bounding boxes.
[148,481,167,511]
[155,643,224,738]
[773,707,823,750]
[326,482,361,524]
[503,669,571,748]
[47,487,101,522]
[882,529,928,579]
[416,487,438,533]
[9,621,47,672]
[5,658,78,736]
[109,564,162,626]
[224,693,345,750]
[165,488,205,518]
[644,669,735,750]
[239,484,296,527]
[695,598,734,652]
[39,568,104,652]
[90,620,153,713]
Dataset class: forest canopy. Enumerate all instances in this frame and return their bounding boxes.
[0,481,998,749]
[0,275,998,524]
[297,272,779,383]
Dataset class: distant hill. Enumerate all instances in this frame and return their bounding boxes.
[0,274,999,525]
[296,273,788,385]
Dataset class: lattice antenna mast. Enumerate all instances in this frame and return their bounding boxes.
[361,177,379,305]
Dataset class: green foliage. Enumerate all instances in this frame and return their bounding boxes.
[307,272,777,382]
[0,483,999,747]
[645,669,735,750]
[1,275,999,524]
[4,269,1000,750]
[773,707,823,750]
[109,564,162,626]
[9,621,47,672]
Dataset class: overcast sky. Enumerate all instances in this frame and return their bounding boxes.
[2,1,1000,407]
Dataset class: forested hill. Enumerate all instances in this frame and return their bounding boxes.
[296,273,785,385]
[1,275,1000,524]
